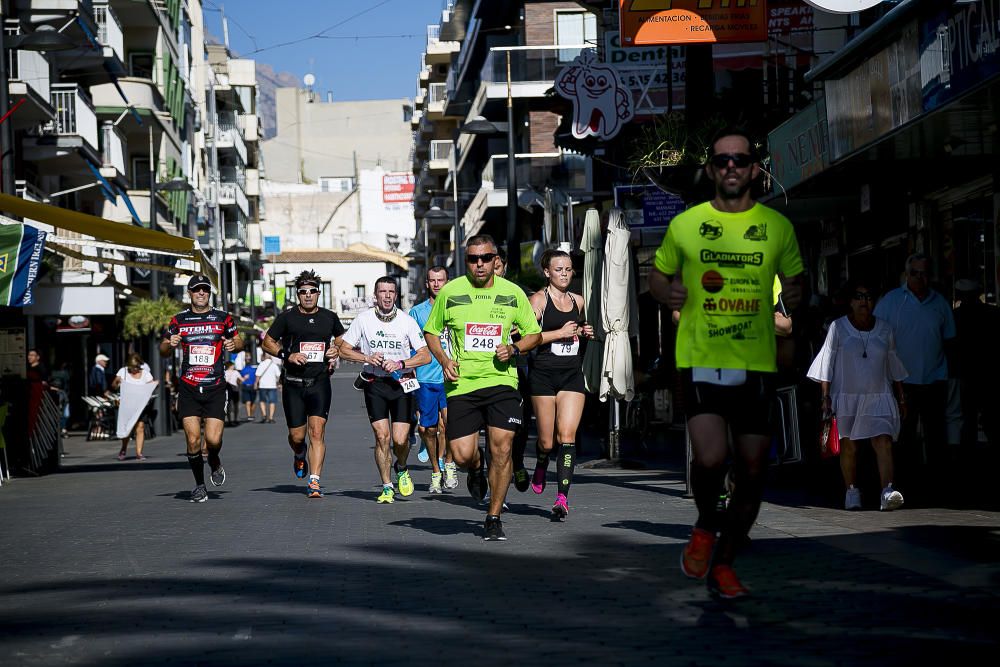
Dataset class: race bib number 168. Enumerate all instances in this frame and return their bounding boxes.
[464,322,502,352]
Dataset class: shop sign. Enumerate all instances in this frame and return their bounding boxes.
[382,172,415,204]
[554,50,635,140]
[768,97,829,191]
[604,30,686,113]
[614,184,686,229]
[920,0,1000,113]
[825,21,922,161]
[619,0,768,46]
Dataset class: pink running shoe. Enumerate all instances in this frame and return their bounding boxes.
[531,464,546,494]
[552,493,569,520]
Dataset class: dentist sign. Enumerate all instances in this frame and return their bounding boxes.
[555,50,635,140]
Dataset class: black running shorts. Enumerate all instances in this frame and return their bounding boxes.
[680,369,776,437]
[282,377,333,428]
[529,365,586,396]
[363,377,414,424]
[446,385,523,440]
[178,381,227,421]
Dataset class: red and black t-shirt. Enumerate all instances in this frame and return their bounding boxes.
[165,308,238,387]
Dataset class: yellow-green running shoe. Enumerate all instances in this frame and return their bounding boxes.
[377,485,395,504]
[397,469,414,496]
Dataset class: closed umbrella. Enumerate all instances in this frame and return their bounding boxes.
[600,207,635,403]
[580,208,603,394]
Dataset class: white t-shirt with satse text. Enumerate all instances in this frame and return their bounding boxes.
[342,308,427,377]
[256,358,283,388]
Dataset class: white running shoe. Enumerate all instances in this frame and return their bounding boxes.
[880,485,904,511]
[443,462,459,490]
[844,486,862,511]
[429,472,443,494]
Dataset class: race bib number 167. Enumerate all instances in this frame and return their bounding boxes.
[464,322,502,352]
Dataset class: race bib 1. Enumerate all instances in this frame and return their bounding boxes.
[400,377,420,394]
[464,322,502,352]
[552,336,580,357]
[300,341,325,363]
[189,344,215,366]
[692,367,746,386]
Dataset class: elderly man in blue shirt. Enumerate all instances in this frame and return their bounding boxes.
[874,253,956,496]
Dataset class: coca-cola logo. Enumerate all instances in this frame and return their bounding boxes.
[300,342,324,351]
[466,323,501,336]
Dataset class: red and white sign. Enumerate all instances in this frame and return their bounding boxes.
[555,50,634,140]
[382,172,415,203]
[299,341,326,362]
[464,322,503,352]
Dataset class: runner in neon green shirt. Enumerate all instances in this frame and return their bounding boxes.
[649,129,804,599]
[424,234,541,540]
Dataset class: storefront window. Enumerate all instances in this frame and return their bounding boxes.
[949,196,996,303]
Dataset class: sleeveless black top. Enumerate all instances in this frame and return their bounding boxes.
[533,288,583,370]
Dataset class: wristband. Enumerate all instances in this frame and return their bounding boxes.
[276,349,287,360]
[510,344,520,357]
[399,359,405,370]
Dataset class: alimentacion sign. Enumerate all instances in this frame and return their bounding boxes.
[619,0,768,45]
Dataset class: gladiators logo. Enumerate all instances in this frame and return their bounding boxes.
[700,250,764,267]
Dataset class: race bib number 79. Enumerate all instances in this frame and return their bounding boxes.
[464,322,502,352]
[189,344,215,366]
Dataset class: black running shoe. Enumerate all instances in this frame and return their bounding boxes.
[513,467,529,493]
[467,468,487,502]
[210,464,226,487]
[483,515,506,541]
[190,484,208,503]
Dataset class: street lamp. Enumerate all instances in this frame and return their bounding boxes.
[460,95,517,279]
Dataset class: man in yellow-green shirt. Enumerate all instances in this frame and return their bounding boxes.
[424,234,542,541]
[649,128,804,599]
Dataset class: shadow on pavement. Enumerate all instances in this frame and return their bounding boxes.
[250,484,308,495]
[386,517,482,536]
[1,529,997,666]
[603,519,693,540]
[56,461,187,474]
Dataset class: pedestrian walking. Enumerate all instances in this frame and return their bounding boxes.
[528,249,594,520]
[160,274,242,503]
[339,276,430,503]
[649,128,804,598]
[255,353,282,423]
[873,254,955,490]
[262,270,345,498]
[113,353,157,461]
[408,265,458,493]
[224,362,242,426]
[239,351,257,421]
[423,234,542,540]
[807,281,908,511]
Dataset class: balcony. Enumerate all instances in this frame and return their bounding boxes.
[216,111,248,165]
[428,140,453,173]
[51,84,98,148]
[99,120,126,180]
[93,1,124,63]
[90,77,163,113]
[224,217,248,250]
[239,113,259,142]
[427,82,447,118]
[410,109,423,129]
[425,23,460,65]
[6,45,54,127]
[245,168,260,197]
[219,181,249,217]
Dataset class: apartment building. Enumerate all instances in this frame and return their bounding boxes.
[411,0,595,295]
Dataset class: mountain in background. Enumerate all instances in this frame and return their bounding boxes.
[255,62,301,140]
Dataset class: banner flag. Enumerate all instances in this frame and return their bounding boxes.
[0,224,48,307]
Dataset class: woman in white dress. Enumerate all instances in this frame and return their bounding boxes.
[807,282,908,511]
[113,353,157,461]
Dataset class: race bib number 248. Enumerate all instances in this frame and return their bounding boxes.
[464,322,502,352]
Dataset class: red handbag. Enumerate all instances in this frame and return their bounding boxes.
[820,415,840,458]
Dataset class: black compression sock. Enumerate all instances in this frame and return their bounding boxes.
[535,444,549,470]
[187,453,205,486]
[207,446,221,472]
[556,443,576,496]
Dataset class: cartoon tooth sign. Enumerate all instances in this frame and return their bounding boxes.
[555,50,634,141]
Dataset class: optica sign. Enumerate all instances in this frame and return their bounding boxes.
[619,0,768,46]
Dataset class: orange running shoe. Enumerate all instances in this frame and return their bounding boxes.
[707,565,749,599]
[680,527,716,579]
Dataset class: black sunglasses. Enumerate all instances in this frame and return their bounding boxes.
[466,253,497,265]
[709,153,754,169]
[297,287,320,295]
[852,292,874,301]
[189,286,210,294]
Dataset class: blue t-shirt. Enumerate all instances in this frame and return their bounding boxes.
[409,298,447,385]
[240,365,257,386]
[873,285,955,384]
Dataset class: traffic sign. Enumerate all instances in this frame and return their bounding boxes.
[263,236,281,255]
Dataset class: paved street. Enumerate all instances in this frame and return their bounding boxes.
[2,373,999,666]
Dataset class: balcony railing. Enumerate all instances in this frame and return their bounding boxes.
[220,165,246,189]
[481,45,588,86]
[428,82,447,104]
[427,24,441,44]
[216,110,247,164]
[49,83,98,151]
[218,181,249,217]
[93,2,124,62]
[224,218,248,248]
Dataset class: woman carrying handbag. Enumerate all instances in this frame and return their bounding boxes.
[807,281,909,511]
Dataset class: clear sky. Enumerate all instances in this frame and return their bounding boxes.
[203,0,444,101]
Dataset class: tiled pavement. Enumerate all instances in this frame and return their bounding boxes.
[1,373,998,666]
